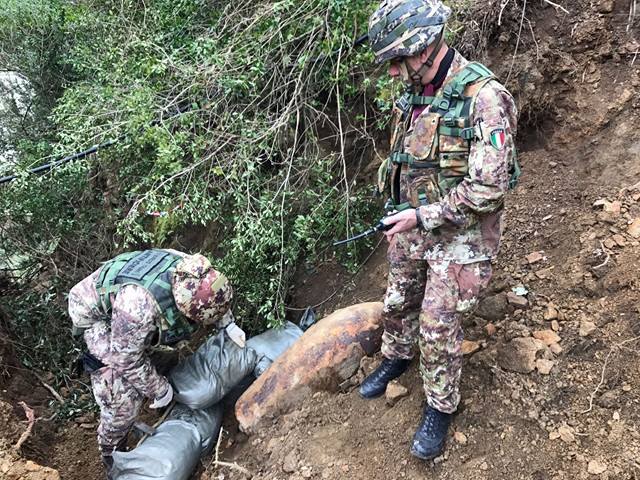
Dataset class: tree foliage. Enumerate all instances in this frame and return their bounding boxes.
[0,0,389,369]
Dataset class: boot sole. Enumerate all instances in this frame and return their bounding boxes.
[409,442,444,461]
[357,388,385,399]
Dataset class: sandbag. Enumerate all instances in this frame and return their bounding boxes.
[111,404,223,480]
[169,330,258,409]
[168,403,223,454]
[246,321,304,377]
[111,420,201,480]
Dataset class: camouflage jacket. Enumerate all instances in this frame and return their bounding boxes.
[67,249,188,399]
[390,51,518,264]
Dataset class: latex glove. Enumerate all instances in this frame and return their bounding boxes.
[149,384,173,409]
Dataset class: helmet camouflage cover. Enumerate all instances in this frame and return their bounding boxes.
[172,254,233,327]
[368,0,451,64]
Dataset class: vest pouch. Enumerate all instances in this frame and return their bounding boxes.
[408,174,441,206]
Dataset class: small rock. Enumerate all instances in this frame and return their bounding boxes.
[526,251,545,264]
[535,267,555,279]
[498,337,546,373]
[613,411,620,421]
[587,459,607,475]
[543,305,559,321]
[622,384,632,392]
[283,451,298,473]
[596,390,619,409]
[300,466,313,478]
[506,292,528,308]
[603,200,621,215]
[461,340,481,356]
[603,238,616,249]
[480,461,489,471]
[536,359,554,375]
[579,320,597,337]
[596,0,615,13]
[627,218,640,238]
[485,323,497,336]
[360,356,380,377]
[385,380,409,406]
[533,330,561,346]
[476,293,509,321]
[612,234,626,247]
[550,343,563,355]
[558,425,575,443]
[549,430,560,440]
[454,431,468,445]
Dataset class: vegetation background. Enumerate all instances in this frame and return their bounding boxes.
[0,0,400,412]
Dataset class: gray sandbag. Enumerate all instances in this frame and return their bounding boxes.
[111,404,223,480]
[111,420,201,480]
[246,321,303,377]
[169,330,258,409]
[168,403,223,454]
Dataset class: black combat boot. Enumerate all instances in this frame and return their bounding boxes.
[358,358,411,398]
[410,405,452,460]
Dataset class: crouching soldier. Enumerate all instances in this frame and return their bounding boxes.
[68,249,234,475]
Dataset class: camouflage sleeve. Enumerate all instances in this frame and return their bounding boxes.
[417,81,518,231]
[109,284,170,400]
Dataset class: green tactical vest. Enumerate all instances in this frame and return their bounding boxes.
[378,62,521,212]
[95,249,195,345]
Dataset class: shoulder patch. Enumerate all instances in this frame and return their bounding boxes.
[489,128,506,150]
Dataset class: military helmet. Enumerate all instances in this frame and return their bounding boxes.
[172,254,233,326]
[368,0,451,64]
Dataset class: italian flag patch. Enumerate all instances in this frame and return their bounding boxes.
[489,128,506,150]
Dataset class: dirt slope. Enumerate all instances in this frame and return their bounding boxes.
[206,2,640,479]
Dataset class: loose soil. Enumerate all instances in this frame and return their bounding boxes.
[1,0,639,479]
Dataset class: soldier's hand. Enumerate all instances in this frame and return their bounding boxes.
[382,209,418,239]
[149,384,173,409]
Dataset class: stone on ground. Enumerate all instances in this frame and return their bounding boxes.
[498,337,547,373]
[385,380,408,406]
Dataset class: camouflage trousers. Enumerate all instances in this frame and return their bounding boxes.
[91,366,144,455]
[381,256,492,413]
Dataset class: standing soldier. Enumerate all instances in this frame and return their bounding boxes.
[68,249,235,475]
[360,0,519,460]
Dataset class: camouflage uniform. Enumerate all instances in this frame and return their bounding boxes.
[381,51,518,413]
[68,250,232,454]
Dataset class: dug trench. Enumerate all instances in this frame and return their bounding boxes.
[1,0,639,479]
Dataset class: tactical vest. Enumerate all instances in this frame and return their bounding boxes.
[378,62,521,211]
[95,249,195,345]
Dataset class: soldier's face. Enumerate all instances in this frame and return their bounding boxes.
[388,57,420,86]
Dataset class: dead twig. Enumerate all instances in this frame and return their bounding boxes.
[593,241,611,269]
[628,0,637,32]
[14,401,35,451]
[208,427,252,476]
[542,0,570,14]
[506,0,527,83]
[580,336,640,414]
[498,0,511,26]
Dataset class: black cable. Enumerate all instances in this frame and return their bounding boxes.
[0,103,191,186]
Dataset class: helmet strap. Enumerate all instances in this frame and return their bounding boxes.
[405,29,445,87]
